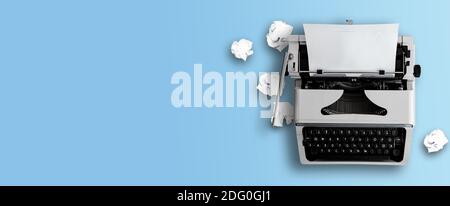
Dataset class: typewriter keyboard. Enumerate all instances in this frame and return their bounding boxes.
[302,127,406,162]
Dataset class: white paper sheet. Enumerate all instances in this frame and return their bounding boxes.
[271,102,294,127]
[256,72,279,96]
[303,24,399,74]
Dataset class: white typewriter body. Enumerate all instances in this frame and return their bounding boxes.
[273,23,421,165]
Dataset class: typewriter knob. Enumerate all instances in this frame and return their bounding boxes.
[413,65,421,78]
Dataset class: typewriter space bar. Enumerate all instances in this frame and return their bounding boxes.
[315,155,391,162]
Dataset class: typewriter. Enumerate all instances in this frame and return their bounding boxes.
[273,23,421,165]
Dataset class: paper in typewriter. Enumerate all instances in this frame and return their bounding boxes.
[304,24,399,75]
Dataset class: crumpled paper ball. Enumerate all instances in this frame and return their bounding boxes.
[230,39,253,61]
[266,21,293,52]
[424,129,448,153]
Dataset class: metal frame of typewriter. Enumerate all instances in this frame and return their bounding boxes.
[276,34,421,165]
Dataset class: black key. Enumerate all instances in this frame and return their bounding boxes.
[327,137,333,142]
[311,148,318,155]
[381,144,387,149]
[335,137,341,142]
[348,149,354,154]
[376,129,382,136]
[323,143,328,148]
[341,149,347,154]
[377,149,383,155]
[388,144,394,149]
[349,137,356,142]
[394,137,402,145]
[317,129,322,135]
[337,143,342,148]
[358,143,364,149]
[366,143,372,149]
[334,149,339,154]
[384,130,390,136]
[330,143,336,148]
[383,149,390,155]
[360,130,367,136]
[342,137,348,142]
[324,129,329,135]
[355,149,361,154]
[357,137,363,142]
[369,149,376,155]
[351,143,357,148]
[313,137,319,142]
[353,130,359,136]
[331,129,337,136]
[393,149,401,156]
[368,130,374,136]
[319,148,325,154]
[387,137,393,143]
[326,148,332,153]
[392,129,398,136]
[346,129,352,136]
[344,143,350,148]
[364,137,371,143]
[372,137,378,143]
[363,149,369,154]
[338,129,344,135]
[306,142,313,147]
[320,137,326,142]
[379,137,385,143]
[304,137,311,142]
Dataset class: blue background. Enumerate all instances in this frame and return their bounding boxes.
[0,0,449,185]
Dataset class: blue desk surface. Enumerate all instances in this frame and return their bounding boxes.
[1,0,449,185]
